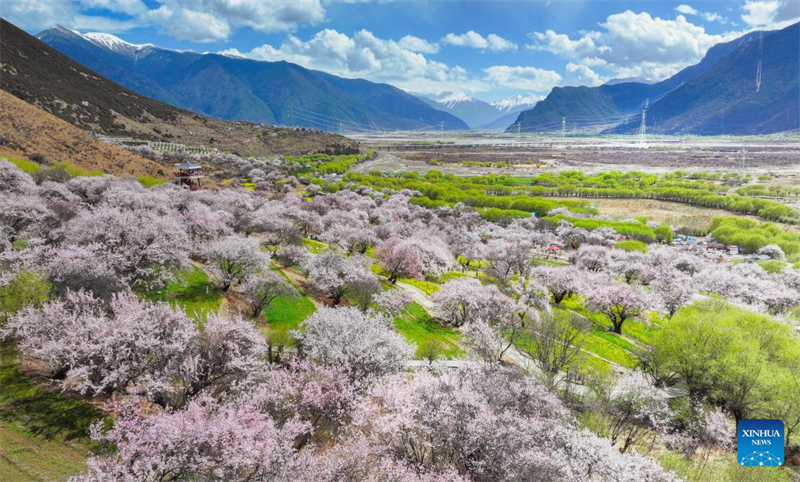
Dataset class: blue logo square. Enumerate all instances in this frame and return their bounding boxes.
[737,419,784,467]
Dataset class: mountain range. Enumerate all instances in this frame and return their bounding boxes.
[416,92,539,130]
[35,25,467,132]
[510,22,800,135]
[0,19,358,158]
[7,17,798,137]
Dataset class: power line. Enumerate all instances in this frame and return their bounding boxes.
[289,107,444,134]
[290,111,379,133]
[756,31,763,93]
[289,106,381,131]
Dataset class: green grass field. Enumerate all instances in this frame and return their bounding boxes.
[657,451,793,482]
[0,342,103,482]
[398,277,440,295]
[393,302,463,359]
[141,267,222,321]
[510,322,617,375]
[302,238,329,253]
[262,294,317,346]
[137,175,165,188]
[261,267,317,346]
[560,296,658,346]
[507,295,657,374]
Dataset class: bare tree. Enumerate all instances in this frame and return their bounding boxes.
[522,312,588,389]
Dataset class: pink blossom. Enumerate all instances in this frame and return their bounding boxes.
[201,235,271,291]
[372,289,412,317]
[5,291,196,397]
[295,306,414,380]
[74,397,307,482]
[584,283,648,334]
[64,206,189,285]
[432,277,515,327]
[304,251,377,305]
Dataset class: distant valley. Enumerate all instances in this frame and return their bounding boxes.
[416,93,540,130]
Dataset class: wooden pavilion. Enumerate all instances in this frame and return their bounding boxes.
[174,162,204,191]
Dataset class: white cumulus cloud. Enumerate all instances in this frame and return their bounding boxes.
[565,63,604,86]
[1,0,138,31]
[675,4,727,23]
[223,29,490,95]
[143,0,326,42]
[528,30,599,59]
[742,0,800,29]
[483,66,562,92]
[398,35,439,53]
[1,0,369,41]
[527,10,739,82]
[80,0,148,15]
[442,30,518,52]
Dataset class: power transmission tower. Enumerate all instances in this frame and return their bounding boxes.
[561,117,566,138]
[517,123,521,136]
[639,109,647,145]
[440,121,444,134]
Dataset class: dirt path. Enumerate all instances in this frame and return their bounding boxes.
[394,281,437,314]
[275,265,324,309]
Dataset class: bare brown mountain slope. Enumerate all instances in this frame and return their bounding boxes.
[0,18,358,157]
[0,90,169,177]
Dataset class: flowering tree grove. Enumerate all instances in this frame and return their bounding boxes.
[5,158,800,481]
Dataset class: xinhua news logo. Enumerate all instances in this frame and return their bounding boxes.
[737,419,784,467]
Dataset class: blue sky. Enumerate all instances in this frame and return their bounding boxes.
[3,0,799,102]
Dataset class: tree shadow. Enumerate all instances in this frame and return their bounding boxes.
[0,341,103,441]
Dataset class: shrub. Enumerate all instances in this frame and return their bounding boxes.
[615,240,648,253]
[138,175,165,188]
[0,271,51,315]
[710,217,800,255]
[654,224,674,244]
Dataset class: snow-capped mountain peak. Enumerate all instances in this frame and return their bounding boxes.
[437,92,477,108]
[81,32,155,57]
[47,24,78,36]
[491,94,543,112]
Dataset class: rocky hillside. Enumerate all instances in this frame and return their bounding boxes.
[0,19,359,157]
[0,90,168,177]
